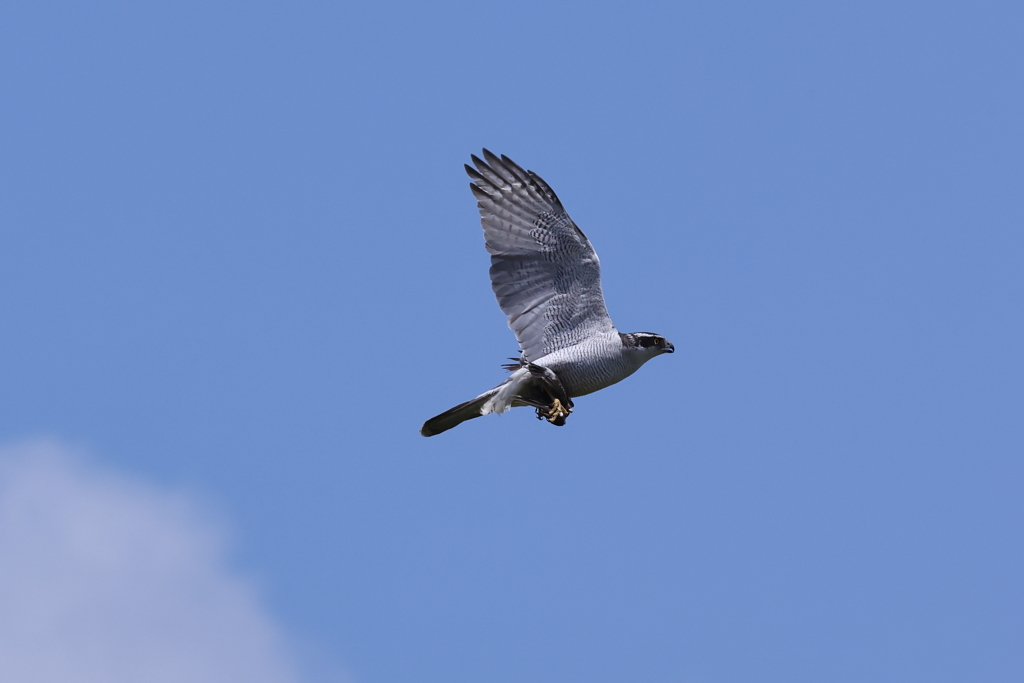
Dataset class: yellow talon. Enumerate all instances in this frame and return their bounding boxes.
[545,398,572,424]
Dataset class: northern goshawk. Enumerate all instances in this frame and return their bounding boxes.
[421,150,674,436]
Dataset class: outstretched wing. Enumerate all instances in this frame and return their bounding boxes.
[467,150,615,362]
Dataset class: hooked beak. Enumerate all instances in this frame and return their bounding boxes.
[664,341,675,353]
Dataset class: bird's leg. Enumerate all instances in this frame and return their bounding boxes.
[522,362,574,426]
[543,398,572,426]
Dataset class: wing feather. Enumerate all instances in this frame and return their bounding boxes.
[467,150,614,361]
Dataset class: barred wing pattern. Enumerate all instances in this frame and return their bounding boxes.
[467,150,615,362]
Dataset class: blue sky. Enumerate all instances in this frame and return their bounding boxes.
[1,2,1022,682]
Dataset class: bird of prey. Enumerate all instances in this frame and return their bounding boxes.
[420,150,674,437]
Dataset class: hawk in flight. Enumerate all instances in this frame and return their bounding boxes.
[421,150,674,436]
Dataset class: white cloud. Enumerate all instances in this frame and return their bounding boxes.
[0,439,328,683]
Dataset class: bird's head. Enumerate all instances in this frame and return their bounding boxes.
[620,332,675,358]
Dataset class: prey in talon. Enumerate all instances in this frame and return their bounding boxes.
[420,150,675,437]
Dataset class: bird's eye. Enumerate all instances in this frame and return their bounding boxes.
[653,338,661,345]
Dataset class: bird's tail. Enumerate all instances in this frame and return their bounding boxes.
[421,368,534,437]
[420,387,502,437]
[421,362,577,437]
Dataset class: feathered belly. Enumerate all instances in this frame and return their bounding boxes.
[537,345,641,398]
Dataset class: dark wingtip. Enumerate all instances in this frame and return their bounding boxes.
[482,148,502,166]
[469,182,490,201]
[465,164,486,183]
